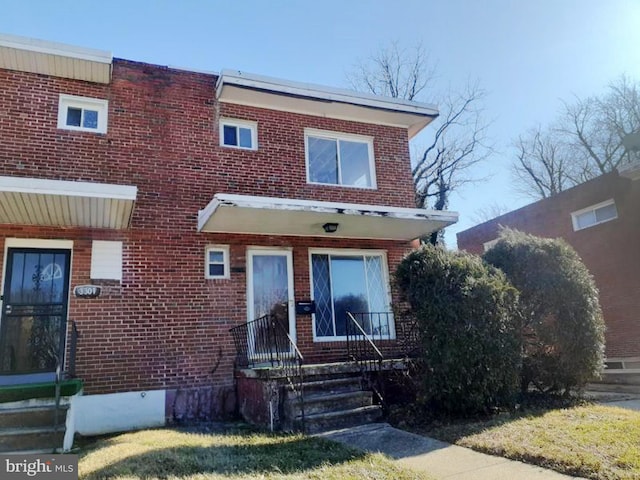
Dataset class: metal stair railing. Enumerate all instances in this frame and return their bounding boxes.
[230,314,304,429]
[345,312,385,406]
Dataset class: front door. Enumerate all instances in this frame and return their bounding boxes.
[247,249,295,359]
[0,248,71,383]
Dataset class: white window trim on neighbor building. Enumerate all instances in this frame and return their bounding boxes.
[57,94,108,133]
[309,248,394,342]
[305,129,376,189]
[205,245,230,279]
[219,118,258,150]
[571,199,618,231]
[483,238,499,252]
[90,240,123,281]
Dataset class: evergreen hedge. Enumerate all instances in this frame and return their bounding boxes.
[395,245,521,415]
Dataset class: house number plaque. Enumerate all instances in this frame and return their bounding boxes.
[74,285,102,298]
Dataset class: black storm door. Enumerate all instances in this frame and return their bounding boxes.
[0,248,71,375]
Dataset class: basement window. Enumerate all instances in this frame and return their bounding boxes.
[219,119,257,150]
[205,245,230,279]
[571,199,618,231]
[58,94,108,133]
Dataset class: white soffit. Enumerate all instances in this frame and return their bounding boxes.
[198,193,458,241]
[216,70,439,139]
[0,33,112,84]
[0,176,137,229]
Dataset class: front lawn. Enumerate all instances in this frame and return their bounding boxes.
[78,426,432,480]
[405,404,640,480]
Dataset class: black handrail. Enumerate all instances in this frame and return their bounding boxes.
[230,314,305,429]
[345,312,385,406]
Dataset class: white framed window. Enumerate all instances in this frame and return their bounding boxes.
[205,245,230,279]
[571,199,618,231]
[305,129,376,188]
[57,94,108,133]
[483,239,499,252]
[309,249,393,341]
[91,241,123,281]
[219,118,257,150]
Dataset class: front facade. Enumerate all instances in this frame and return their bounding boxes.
[457,170,640,379]
[0,34,456,437]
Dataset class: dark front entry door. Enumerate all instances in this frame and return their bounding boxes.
[0,248,71,379]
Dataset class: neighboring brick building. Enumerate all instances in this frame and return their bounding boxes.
[457,169,640,381]
[0,34,457,440]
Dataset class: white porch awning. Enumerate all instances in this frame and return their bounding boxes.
[198,194,458,241]
[0,176,137,229]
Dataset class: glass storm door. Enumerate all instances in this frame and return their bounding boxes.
[0,248,71,377]
[247,249,295,358]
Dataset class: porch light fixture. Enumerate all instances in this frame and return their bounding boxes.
[322,222,339,233]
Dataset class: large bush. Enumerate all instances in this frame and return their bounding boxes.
[395,245,521,415]
[483,229,605,393]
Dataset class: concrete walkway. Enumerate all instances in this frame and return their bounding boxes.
[319,423,586,480]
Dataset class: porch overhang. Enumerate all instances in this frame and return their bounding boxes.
[0,176,137,229]
[216,70,439,139]
[0,33,112,84]
[197,194,458,241]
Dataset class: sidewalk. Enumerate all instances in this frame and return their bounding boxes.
[319,423,586,480]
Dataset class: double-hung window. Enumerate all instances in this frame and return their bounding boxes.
[310,250,392,341]
[571,199,618,231]
[57,94,108,133]
[205,245,230,279]
[220,119,257,150]
[305,129,375,188]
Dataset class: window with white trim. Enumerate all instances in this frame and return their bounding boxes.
[219,119,257,150]
[310,250,392,340]
[305,129,376,188]
[483,239,499,252]
[205,245,230,279]
[91,241,123,280]
[571,199,618,231]
[58,94,108,133]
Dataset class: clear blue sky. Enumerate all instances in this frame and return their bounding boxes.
[3,0,640,247]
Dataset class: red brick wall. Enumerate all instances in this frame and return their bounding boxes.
[457,172,640,359]
[0,59,417,406]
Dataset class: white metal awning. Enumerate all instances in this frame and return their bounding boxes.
[198,194,458,241]
[216,70,439,139]
[0,176,137,229]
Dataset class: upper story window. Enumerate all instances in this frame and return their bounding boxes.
[571,199,618,231]
[57,94,108,133]
[205,245,230,279]
[220,118,257,150]
[305,129,376,188]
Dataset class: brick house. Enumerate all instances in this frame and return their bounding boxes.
[0,34,456,449]
[457,167,640,383]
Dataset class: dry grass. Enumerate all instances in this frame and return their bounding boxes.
[420,404,640,480]
[78,426,432,480]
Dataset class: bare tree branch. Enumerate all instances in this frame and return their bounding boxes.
[348,42,491,245]
[513,75,640,199]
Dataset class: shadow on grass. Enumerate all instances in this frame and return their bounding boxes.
[79,428,367,480]
[391,392,593,443]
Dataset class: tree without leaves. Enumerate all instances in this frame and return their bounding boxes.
[348,42,491,245]
[514,75,640,199]
[511,126,574,199]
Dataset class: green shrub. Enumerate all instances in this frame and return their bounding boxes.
[395,244,521,415]
[483,229,605,393]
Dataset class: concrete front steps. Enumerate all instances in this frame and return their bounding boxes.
[0,400,69,453]
[282,366,384,434]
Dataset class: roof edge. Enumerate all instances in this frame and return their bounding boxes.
[216,69,439,117]
[0,33,112,64]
